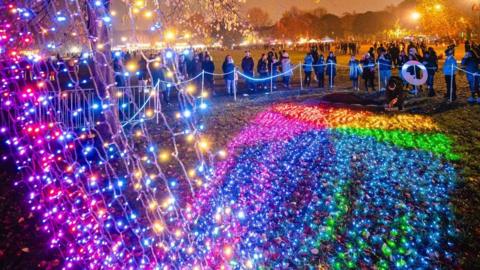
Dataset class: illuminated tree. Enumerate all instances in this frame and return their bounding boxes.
[417,0,473,37]
[247,7,271,29]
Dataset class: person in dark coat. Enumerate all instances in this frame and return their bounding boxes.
[257,54,269,90]
[461,50,480,103]
[241,51,255,91]
[361,53,376,92]
[137,56,148,85]
[422,51,438,97]
[314,54,325,89]
[397,50,409,85]
[303,52,314,88]
[202,55,215,94]
[326,51,337,89]
[177,54,188,80]
[222,55,235,95]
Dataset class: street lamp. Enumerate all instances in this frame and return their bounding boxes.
[410,11,421,21]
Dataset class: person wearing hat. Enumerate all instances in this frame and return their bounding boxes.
[443,46,457,101]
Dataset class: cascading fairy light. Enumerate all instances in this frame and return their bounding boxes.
[0,1,460,270]
[0,0,243,268]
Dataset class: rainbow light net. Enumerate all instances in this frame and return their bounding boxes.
[188,103,458,269]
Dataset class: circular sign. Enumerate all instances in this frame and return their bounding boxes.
[401,60,428,86]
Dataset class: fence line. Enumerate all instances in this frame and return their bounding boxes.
[34,62,477,131]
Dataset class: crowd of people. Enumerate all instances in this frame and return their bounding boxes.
[17,39,479,108]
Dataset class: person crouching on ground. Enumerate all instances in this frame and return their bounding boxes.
[222,55,235,95]
[385,76,405,111]
[443,46,457,101]
[461,50,480,104]
[348,55,362,91]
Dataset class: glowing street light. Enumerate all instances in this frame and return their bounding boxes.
[410,11,421,21]
[434,4,443,11]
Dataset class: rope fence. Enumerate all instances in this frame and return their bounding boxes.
[35,62,479,130]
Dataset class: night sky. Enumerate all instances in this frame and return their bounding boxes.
[244,0,405,19]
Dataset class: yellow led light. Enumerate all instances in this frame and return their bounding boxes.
[188,169,196,177]
[145,109,154,118]
[186,85,195,94]
[134,0,144,7]
[134,182,142,190]
[199,140,209,150]
[126,61,138,72]
[153,220,164,233]
[116,91,123,97]
[159,151,170,162]
[162,197,174,208]
[148,201,158,210]
[185,134,194,143]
